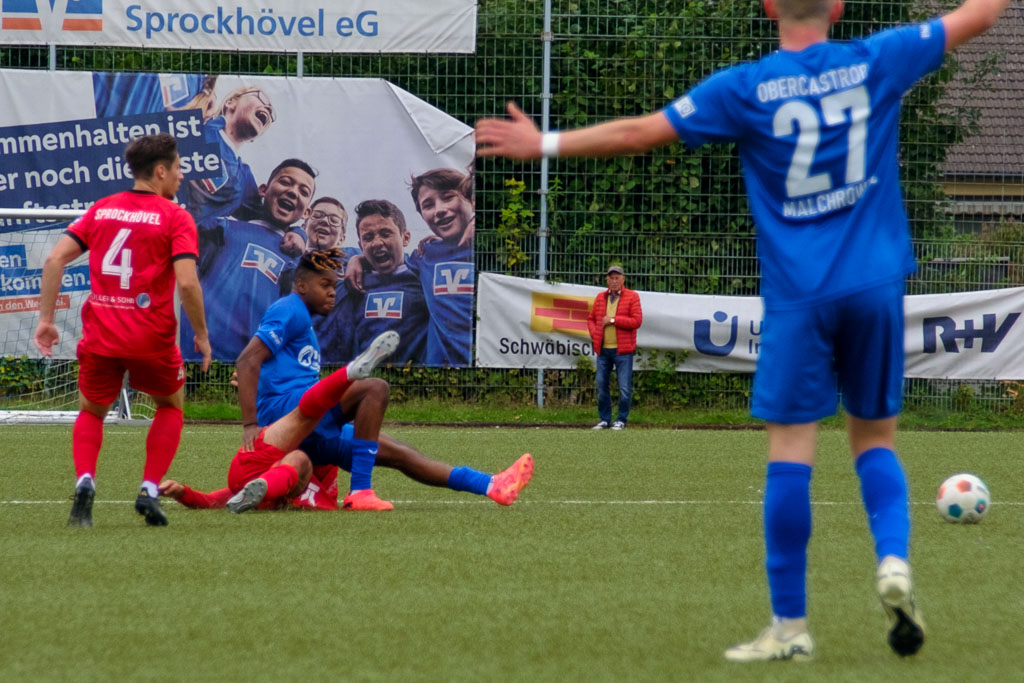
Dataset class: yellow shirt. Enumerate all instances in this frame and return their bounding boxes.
[603,295,620,349]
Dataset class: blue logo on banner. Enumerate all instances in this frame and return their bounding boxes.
[366,291,403,319]
[694,311,739,356]
[1,0,103,32]
[433,262,473,295]
[922,313,1020,353]
[240,243,284,284]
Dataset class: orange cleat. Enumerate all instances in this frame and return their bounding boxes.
[487,453,534,506]
[342,489,394,511]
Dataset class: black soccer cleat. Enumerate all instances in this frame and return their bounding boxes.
[886,603,925,657]
[134,492,169,527]
[67,486,95,528]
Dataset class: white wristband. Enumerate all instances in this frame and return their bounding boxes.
[541,132,561,158]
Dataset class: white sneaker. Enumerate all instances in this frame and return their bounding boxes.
[347,331,399,379]
[877,555,925,656]
[592,421,609,430]
[611,420,625,430]
[227,478,268,514]
[724,624,814,662]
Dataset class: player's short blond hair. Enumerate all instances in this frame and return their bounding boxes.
[775,0,835,21]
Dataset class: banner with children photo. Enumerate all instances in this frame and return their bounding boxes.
[0,69,476,367]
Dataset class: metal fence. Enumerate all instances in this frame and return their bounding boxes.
[2,1,1024,415]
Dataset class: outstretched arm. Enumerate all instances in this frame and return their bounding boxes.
[475,102,679,160]
[942,0,1011,52]
[159,479,233,509]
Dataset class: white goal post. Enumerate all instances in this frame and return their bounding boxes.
[0,208,146,424]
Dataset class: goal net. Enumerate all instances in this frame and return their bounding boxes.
[0,209,146,424]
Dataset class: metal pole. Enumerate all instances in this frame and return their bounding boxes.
[536,0,553,408]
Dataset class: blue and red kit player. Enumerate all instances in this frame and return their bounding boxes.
[158,425,534,513]
[218,249,531,512]
[476,0,1013,662]
[34,133,212,528]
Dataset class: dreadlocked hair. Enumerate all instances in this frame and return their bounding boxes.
[296,248,344,279]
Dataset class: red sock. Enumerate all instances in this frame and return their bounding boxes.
[72,410,104,480]
[143,405,183,484]
[298,366,350,419]
[263,464,299,500]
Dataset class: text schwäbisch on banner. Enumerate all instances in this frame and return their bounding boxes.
[476,273,1024,380]
[0,0,477,53]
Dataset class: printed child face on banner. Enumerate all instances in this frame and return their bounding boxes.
[411,168,473,242]
[259,165,315,228]
[358,213,410,275]
[222,87,275,143]
[304,198,347,251]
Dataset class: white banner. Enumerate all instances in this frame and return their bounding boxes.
[0,70,475,366]
[0,1,477,53]
[476,273,1024,380]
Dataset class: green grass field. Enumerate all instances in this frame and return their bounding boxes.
[1,424,1022,682]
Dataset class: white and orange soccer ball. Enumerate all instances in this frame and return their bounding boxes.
[936,473,990,524]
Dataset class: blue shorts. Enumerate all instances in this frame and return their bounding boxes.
[752,280,905,424]
[257,390,356,469]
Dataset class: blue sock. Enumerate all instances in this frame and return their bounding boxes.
[448,466,492,495]
[855,447,909,561]
[349,437,378,491]
[764,462,812,619]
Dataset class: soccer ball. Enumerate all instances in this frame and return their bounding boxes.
[936,473,990,524]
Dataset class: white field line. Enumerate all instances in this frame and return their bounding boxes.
[2,499,1022,506]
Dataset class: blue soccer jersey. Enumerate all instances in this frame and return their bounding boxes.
[351,266,428,365]
[250,294,347,444]
[93,72,208,118]
[181,218,295,362]
[407,241,474,367]
[663,20,946,310]
[185,115,260,226]
[310,246,364,364]
[253,293,321,413]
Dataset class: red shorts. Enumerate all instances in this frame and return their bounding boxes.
[227,429,287,493]
[77,344,185,405]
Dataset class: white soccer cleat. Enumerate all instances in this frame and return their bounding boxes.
[346,331,400,380]
[227,478,268,514]
[724,624,814,662]
[877,555,925,656]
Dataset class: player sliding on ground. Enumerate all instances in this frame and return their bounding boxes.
[476,0,1011,662]
[165,248,532,513]
[158,427,534,512]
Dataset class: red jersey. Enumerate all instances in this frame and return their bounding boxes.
[68,190,198,358]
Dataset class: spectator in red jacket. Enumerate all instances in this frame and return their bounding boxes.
[586,264,643,430]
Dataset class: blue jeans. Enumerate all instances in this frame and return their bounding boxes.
[596,348,634,424]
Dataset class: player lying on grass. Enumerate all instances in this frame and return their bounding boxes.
[162,248,532,512]
[158,428,534,511]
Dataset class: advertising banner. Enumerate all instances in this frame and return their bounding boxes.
[0,0,477,53]
[0,69,476,367]
[476,273,1024,380]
